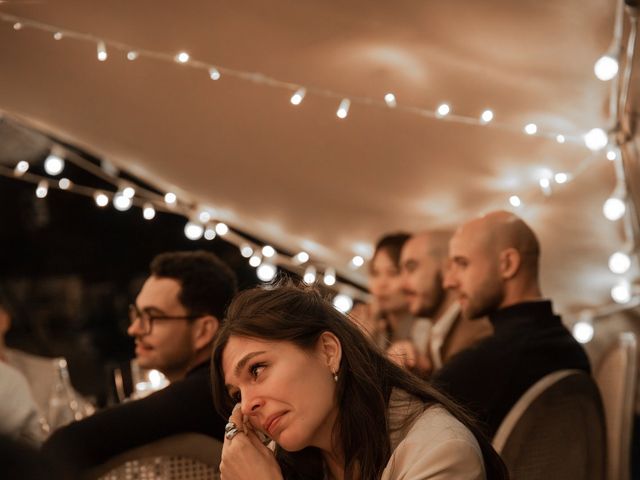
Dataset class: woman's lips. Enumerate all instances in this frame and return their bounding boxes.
[265,412,286,437]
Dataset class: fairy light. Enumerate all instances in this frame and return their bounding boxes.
[594,54,619,81]
[14,161,29,176]
[303,266,317,284]
[323,268,337,286]
[35,180,48,198]
[122,186,136,199]
[572,320,595,344]
[554,172,569,184]
[336,99,350,119]
[603,197,626,221]
[204,227,216,240]
[113,192,132,211]
[262,245,276,258]
[480,110,493,124]
[606,148,617,161]
[240,245,254,258]
[58,178,71,190]
[384,93,397,107]
[509,195,521,207]
[351,255,364,268]
[97,41,107,61]
[584,128,608,151]
[175,51,190,63]
[294,251,309,264]
[94,191,109,207]
[611,280,632,304]
[332,293,353,313]
[53,32,63,40]
[209,67,221,80]
[290,88,306,105]
[436,103,450,117]
[44,154,65,175]
[164,192,177,205]
[198,210,211,223]
[249,255,262,267]
[608,251,631,274]
[184,222,204,240]
[524,123,537,135]
[539,177,551,193]
[215,222,229,236]
[127,51,138,61]
[13,22,22,30]
[257,264,277,282]
[556,134,566,144]
[143,203,156,220]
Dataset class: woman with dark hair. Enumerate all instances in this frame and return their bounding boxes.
[211,282,508,480]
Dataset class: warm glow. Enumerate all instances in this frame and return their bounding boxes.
[257,264,277,282]
[44,154,65,175]
[333,294,353,313]
[290,88,306,105]
[176,51,190,63]
[594,54,619,81]
[337,99,351,119]
[584,128,608,151]
[384,93,397,107]
[184,222,204,240]
[609,252,631,274]
[480,110,493,123]
[524,123,537,135]
[603,197,626,221]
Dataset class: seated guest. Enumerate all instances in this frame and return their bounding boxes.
[434,210,591,438]
[211,282,508,479]
[43,250,237,475]
[388,230,492,377]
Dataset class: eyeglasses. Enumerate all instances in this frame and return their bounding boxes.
[128,304,202,335]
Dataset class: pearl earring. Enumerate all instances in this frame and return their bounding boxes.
[333,371,338,382]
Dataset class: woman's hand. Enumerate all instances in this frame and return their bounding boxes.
[220,404,283,480]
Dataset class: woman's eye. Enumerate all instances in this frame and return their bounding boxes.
[250,364,265,378]
[232,391,241,403]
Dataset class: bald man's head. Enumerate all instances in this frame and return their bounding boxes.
[400,230,452,317]
[444,211,542,319]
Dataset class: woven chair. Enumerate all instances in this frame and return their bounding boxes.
[492,369,606,480]
[86,433,222,480]
[595,332,638,480]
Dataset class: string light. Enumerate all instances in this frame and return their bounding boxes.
[603,196,626,221]
[14,161,29,176]
[336,99,350,119]
[97,41,107,61]
[184,222,204,240]
[175,51,190,63]
[303,265,317,284]
[53,32,63,40]
[556,134,566,144]
[249,255,262,267]
[554,172,569,184]
[351,255,364,268]
[539,178,552,196]
[209,67,221,80]
[113,192,132,211]
[609,251,631,274]
[198,210,211,223]
[332,293,353,313]
[58,178,71,190]
[606,148,617,161]
[257,263,277,282]
[240,245,254,258]
[143,202,156,220]
[164,192,177,205]
[35,180,48,198]
[44,153,65,175]
[384,93,397,107]
[509,195,521,207]
[611,280,632,304]
[122,186,136,199]
[524,123,537,135]
[262,245,276,258]
[126,51,138,61]
[594,53,619,81]
[215,222,229,236]
[480,110,493,124]
[204,227,216,240]
[572,319,595,344]
[290,88,306,105]
[13,22,22,30]
[294,251,309,264]
[94,191,109,207]
[584,128,608,151]
[436,103,450,117]
[323,268,337,286]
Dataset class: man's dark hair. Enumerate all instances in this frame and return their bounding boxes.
[150,250,237,320]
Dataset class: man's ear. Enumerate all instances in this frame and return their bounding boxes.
[317,331,342,373]
[192,315,220,350]
[499,248,521,280]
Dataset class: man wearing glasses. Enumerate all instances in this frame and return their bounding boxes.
[43,250,237,476]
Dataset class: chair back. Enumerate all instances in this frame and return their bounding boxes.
[492,369,606,480]
[595,332,638,480]
[87,433,222,480]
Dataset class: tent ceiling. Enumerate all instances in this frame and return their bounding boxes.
[0,0,638,313]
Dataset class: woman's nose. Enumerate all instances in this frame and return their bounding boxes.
[241,391,264,416]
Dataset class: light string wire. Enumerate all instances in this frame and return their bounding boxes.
[0,11,588,144]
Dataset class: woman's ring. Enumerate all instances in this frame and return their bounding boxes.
[225,422,237,433]
[225,428,239,440]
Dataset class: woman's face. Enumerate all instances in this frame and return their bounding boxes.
[222,335,340,452]
[369,249,408,314]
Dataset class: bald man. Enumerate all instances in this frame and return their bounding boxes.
[387,231,492,376]
[433,211,591,438]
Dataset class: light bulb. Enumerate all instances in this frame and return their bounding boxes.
[122,186,135,199]
[436,103,450,117]
[113,192,132,211]
[336,99,350,119]
[290,88,306,105]
[58,178,71,190]
[554,173,568,184]
[36,181,49,198]
[204,227,216,240]
[13,22,22,30]
[53,32,63,41]
[539,178,551,196]
[215,222,229,236]
[209,67,221,80]
[164,192,177,205]
[44,154,65,175]
[262,245,276,258]
[94,191,109,207]
[240,245,254,258]
[384,93,397,107]
[14,161,29,176]
[295,251,309,264]
[611,280,632,304]
[257,264,277,282]
[143,203,156,220]
[606,148,617,161]
[609,251,631,274]
[332,294,353,313]
[572,321,594,344]
[351,255,364,268]
[323,268,337,286]
[184,222,204,240]
[175,51,190,63]
[198,210,211,223]
[603,197,626,221]
[480,110,493,123]
[509,195,521,207]
[97,41,107,61]
[556,134,565,144]
[524,123,537,135]
[303,266,317,284]
[127,51,138,61]
[584,128,608,151]
[249,255,262,267]
[594,54,619,81]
